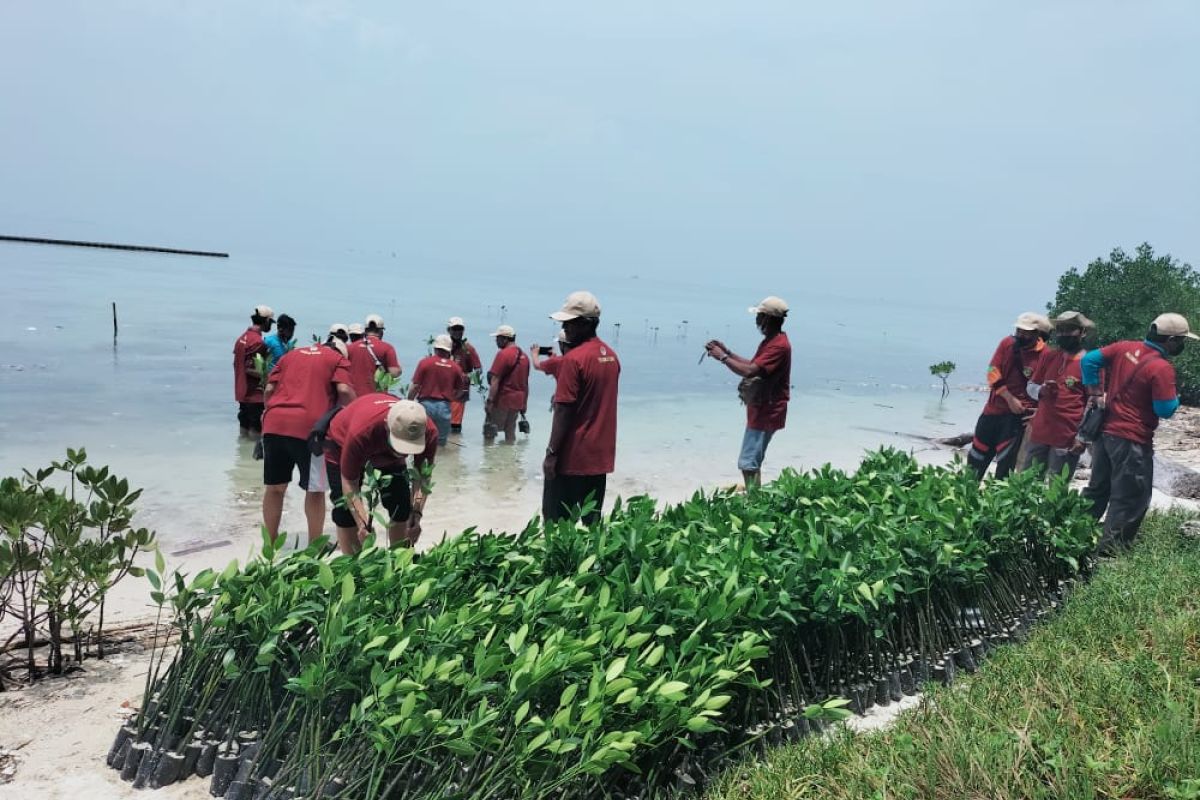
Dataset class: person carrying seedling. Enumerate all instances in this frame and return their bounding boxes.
[347,314,401,398]
[324,395,438,553]
[704,296,792,489]
[966,312,1048,481]
[484,324,530,444]
[263,313,297,369]
[543,291,620,524]
[1080,312,1194,555]
[261,339,355,544]
[233,304,274,437]
[446,316,483,433]
[1023,311,1094,480]
[408,334,467,445]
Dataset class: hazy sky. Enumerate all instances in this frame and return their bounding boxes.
[2,1,1197,307]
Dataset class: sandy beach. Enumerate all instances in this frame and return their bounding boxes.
[3,407,1198,799]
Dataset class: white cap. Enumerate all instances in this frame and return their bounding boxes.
[491,324,516,338]
[1153,312,1200,340]
[254,305,275,319]
[1014,312,1044,332]
[432,334,453,351]
[386,400,428,455]
[365,314,385,330]
[550,291,602,321]
[447,316,466,328]
[748,297,788,318]
[348,323,365,335]
[327,339,348,357]
[329,323,348,335]
[1053,311,1094,331]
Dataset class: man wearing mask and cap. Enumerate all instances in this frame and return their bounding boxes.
[1081,312,1195,554]
[484,325,530,444]
[233,304,274,436]
[327,323,349,345]
[544,291,620,524]
[409,334,467,445]
[966,312,1048,481]
[347,314,402,398]
[261,338,355,545]
[324,395,438,554]
[446,317,483,434]
[348,323,365,343]
[705,296,792,488]
[1024,311,1094,480]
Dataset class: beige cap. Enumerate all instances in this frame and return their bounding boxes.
[329,323,348,335]
[348,322,365,335]
[1153,312,1200,340]
[365,314,385,329]
[254,305,275,319]
[432,334,453,351]
[550,291,602,321]
[1014,312,1044,332]
[1053,311,1094,331]
[327,339,349,358]
[491,324,516,338]
[748,296,788,318]
[386,400,428,455]
[447,316,466,328]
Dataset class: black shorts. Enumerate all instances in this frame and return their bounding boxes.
[262,434,322,489]
[238,402,264,431]
[326,461,411,529]
[543,474,606,525]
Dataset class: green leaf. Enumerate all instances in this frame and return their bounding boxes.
[341,573,356,604]
[605,656,628,683]
[658,681,689,699]
[317,562,335,591]
[410,578,434,606]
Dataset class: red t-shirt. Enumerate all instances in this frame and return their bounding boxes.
[552,337,620,475]
[982,337,1045,416]
[538,355,563,377]
[1099,341,1176,446]
[746,332,792,432]
[1028,348,1087,449]
[488,344,530,412]
[449,340,482,374]
[347,336,401,398]
[233,327,267,403]
[262,345,352,440]
[325,394,438,482]
[412,355,467,402]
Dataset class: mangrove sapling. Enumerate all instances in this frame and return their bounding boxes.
[929,360,956,398]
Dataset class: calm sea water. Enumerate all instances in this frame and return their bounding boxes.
[0,242,1000,551]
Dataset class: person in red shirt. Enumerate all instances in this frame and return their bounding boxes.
[543,291,620,524]
[530,330,571,378]
[447,317,483,433]
[346,314,401,397]
[324,395,438,554]
[1024,312,1094,480]
[966,312,1049,481]
[705,296,792,488]
[484,325,530,444]
[261,340,355,544]
[408,334,467,445]
[233,304,275,436]
[1081,312,1194,554]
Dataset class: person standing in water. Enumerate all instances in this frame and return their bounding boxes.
[484,325,530,444]
[446,317,483,434]
[233,304,274,436]
[409,334,467,445]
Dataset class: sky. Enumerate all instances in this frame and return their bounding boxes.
[1,1,1197,309]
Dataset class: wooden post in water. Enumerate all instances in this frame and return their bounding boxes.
[112,302,119,345]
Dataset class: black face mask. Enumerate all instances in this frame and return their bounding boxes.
[1055,334,1082,354]
[1015,334,1039,350]
[1166,338,1186,357]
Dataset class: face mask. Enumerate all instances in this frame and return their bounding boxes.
[1055,334,1082,353]
[1167,338,1186,357]
[1015,333,1038,350]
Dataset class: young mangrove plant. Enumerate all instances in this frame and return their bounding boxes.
[106,448,1097,797]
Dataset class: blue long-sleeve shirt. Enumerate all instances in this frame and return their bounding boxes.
[1081,340,1178,419]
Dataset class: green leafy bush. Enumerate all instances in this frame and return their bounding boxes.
[107,449,1096,797]
[1050,243,1200,403]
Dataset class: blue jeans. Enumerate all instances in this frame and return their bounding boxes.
[738,427,775,472]
[419,399,452,445]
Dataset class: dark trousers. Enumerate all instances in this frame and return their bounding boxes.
[967,412,1025,481]
[543,474,606,525]
[238,402,264,432]
[1082,433,1154,554]
[1026,442,1082,481]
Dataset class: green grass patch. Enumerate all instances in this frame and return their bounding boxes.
[703,510,1200,800]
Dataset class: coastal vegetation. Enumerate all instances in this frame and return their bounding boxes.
[929,361,956,398]
[0,449,155,685]
[703,511,1200,800]
[106,449,1096,797]
[1051,242,1200,402]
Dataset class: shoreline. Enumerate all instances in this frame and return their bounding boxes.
[2,407,1198,799]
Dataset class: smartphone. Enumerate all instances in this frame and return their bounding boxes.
[538,346,553,356]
